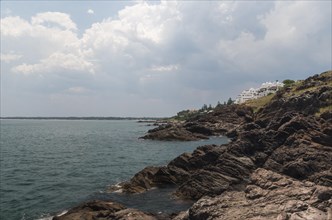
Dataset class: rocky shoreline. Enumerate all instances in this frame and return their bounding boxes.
[54,71,332,220]
[139,104,253,141]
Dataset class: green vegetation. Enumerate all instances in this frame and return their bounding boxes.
[282,79,295,87]
[284,73,332,98]
[226,97,234,105]
[172,109,200,121]
[315,105,332,116]
[171,97,236,121]
[244,93,275,112]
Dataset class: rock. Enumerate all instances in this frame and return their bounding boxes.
[53,200,158,220]
[140,105,253,141]
[178,169,331,220]
[184,123,213,136]
[140,125,209,141]
[262,115,332,185]
[120,145,255,199]
[120,166,162,193]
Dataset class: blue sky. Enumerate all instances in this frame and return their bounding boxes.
[1,1,331,117]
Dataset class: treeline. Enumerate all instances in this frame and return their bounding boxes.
[200,97,235,111]
[174,97,235,121]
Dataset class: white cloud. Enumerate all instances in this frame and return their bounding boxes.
[0,16,32,37]
[1,12,92,76]
[12,52,94,75]
[0,53,22,63]
[87,9,94,15]
[217,1,331,75]
[31,12,77,30]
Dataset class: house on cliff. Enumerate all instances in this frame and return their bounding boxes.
[235,81,284,104]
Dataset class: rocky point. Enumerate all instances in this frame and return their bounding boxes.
[55,71,332,220]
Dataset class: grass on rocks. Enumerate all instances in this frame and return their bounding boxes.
[243,93,275,112]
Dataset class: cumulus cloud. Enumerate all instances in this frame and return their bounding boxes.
[1,12,92,76]
[31,12,77,30]
[1,1,331,116]
[12,52,94,75]
[217,1,331,77]
[1,16,32,37]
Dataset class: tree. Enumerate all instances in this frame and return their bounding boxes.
[227,97,234,105]
[283,79,295,87]
[216,101,222,108]
[201,104,208,111]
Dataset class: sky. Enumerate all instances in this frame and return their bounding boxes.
[1,1,331,117]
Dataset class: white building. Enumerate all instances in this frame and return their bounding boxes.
[235,81,284,104]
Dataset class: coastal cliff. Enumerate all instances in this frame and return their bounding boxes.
[55,71,332,220]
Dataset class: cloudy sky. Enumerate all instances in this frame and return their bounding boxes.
[1,1,331,117]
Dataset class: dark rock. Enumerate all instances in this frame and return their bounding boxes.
[53,200,158,220]
[184,124,213,136]
[140,125,209,141]
[120,166,162,193]
[320,111,332,121]
[140,105,253,141]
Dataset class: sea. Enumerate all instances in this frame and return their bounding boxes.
[0,119,229,220]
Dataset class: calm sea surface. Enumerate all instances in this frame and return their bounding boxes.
[0,119,229,220]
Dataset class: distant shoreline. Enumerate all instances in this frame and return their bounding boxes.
[0,117,165,121]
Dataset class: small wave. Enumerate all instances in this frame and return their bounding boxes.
[108,182,124,193]
[37,210,67,220]
[114,188,123,193]
[56,210,68,217]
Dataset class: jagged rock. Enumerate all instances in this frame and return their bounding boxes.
[52,200,158,220]
[120,145,255,199]
[120,166,162,193]
[140,105,253,141]
[178,169,332,220]
[262,115,332,186]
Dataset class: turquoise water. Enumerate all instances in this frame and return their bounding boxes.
[0,120,228,220]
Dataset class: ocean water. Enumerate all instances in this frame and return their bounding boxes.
[0,119,229,220]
